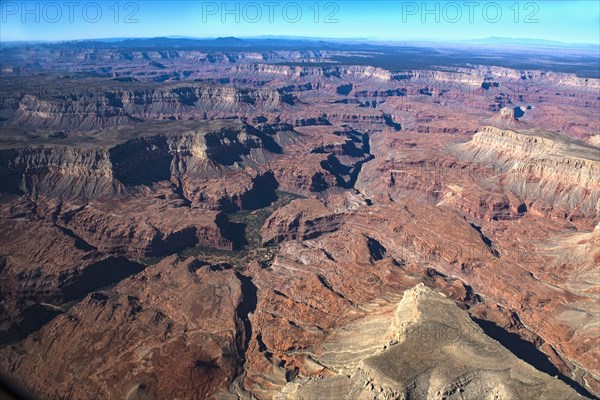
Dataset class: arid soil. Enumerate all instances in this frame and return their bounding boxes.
[0,43,598,399]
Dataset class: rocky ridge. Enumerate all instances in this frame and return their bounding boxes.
[276,284,586,399]
[0,45,599,400]
[455,126,600,219]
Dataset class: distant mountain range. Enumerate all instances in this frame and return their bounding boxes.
[2,36,598,49]
[459,37,599,49]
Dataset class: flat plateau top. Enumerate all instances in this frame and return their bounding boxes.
[0,119,245,150]
[520,128,599,163]
[482,126,600,163]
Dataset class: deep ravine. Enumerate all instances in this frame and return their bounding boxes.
[230,271,258,398]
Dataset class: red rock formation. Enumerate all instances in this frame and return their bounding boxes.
[0,201,144,343]
[1,44,599,399]
[0,256,243,399]
[56,196,234,257]
[488,106,524,128]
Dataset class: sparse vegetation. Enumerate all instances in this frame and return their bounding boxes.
[178,191,301,268]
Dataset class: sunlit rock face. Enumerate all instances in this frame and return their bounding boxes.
[276,285,584,400]
[1,41,599,399]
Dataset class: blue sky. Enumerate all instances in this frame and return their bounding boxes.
[2,1,599,44]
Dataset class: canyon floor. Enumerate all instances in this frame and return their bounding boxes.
[0,38,599,400]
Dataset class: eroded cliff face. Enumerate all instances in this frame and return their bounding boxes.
[234,64,394,81]
[0,118,377,206]
[0,256,243,400]
[396,65,600,90]
[56,198,234,257]
[0,212,145,344]
[455,126,600,219]
[0,121,275,201]
[3,84,292,131]
[276,285,584,400]
[261,197,350,245]
[357,123,599,224]
[0,146,124,199]
[1,46,599,400]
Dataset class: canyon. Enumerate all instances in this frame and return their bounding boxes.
[0,38,598,400]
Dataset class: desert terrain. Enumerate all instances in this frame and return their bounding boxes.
[0,38,598,399]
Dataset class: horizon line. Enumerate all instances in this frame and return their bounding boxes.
[2,35,599,48]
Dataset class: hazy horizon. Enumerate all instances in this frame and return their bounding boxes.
[2,34,599,46]
[2,1,599,44]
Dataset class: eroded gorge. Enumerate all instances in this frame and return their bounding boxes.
[0,40,598,400]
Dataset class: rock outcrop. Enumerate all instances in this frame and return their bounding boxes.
[0,256,244,400]
[0,208,145,344]
[56,197,234,257]
[455,126,600,219]
[260,190,367,244]
[1,40,599,400]
[276,285,587,400]
[489,107,523,128]
[4,83,293,131]
[0,120,279,204]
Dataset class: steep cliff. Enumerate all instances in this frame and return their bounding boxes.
[4,83,293,131]
[276,285,587,400]
[0,120,280,202]
[455,126,600,219]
